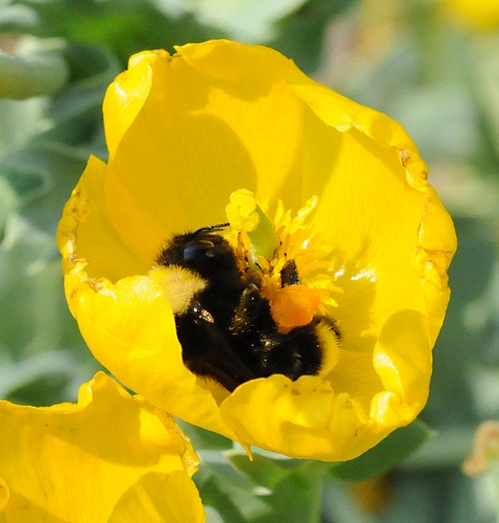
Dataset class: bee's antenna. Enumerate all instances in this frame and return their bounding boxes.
[194,222,230,235]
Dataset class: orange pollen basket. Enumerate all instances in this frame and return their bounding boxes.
[269,284,321,334]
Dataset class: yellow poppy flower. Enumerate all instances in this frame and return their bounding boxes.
[0,372,205,523]
[57,39,456,462]
[443,0,499,30]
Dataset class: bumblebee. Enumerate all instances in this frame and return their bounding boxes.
[156,224,340,392]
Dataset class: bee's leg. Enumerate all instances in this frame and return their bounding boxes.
[229,284,274,336]
[227,285,288,378]
[280,259,300,286]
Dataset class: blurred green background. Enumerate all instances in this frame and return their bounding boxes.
[1,0,499,521]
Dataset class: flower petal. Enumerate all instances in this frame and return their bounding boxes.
[108,470,205,523]
[220,374,393,461]
[372,310,432,412]
[220,310,431,461]
[103,50,165,159]
[100,40,309,265]
[57,155,148,283]
[0,372,202,522]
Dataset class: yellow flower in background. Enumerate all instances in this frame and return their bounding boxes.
[0,372,205,523]
[57,40,456,461]
[443,0,499,30]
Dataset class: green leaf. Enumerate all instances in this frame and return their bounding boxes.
[228,453,293,491]
[402,425,476,469]
[19,0,216,66]
[0,96,51,155]
[195,451,274,523]
[224,452,327,523]
[179,422,233,452]
[473,35,499,162]
[0,350,99,406]
[41,43,120,151]
[0,176,18,242]
[391,84,480,163]
[2,142,88,229]
[270,0,354,73]
[330,419,433,482]
[424,218,497,426]
[196,449,327,522]
[0,243,82,356]
[159,0,308,43]
[0,4,40,33]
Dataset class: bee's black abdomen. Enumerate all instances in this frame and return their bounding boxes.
[260,321,324,379]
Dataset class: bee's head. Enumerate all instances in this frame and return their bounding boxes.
[157,224,239,281]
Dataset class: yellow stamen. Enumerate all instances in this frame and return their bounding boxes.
[225,189,260,233]
[260,195,341,318]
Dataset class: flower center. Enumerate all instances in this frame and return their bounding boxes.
[225,189,342,334]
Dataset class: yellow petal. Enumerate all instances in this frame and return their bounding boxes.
[108,471,205,523]
[372,310,432,412]
[99,40,308,265]
[57,155,148,283]
[0,477,9,512]
[103,50,168,159]
[0,372,203,522]
[220,375,392,461]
